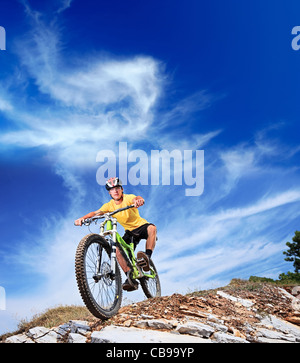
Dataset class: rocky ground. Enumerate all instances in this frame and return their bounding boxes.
[3,280,300,343]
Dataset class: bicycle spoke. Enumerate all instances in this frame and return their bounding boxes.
[140,259,161,298]
[85,241,118,310]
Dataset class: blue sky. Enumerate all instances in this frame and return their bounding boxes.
[1,0,300,334]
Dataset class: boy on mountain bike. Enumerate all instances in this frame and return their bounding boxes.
[74,177,157,291]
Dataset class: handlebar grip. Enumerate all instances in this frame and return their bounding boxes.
[83,218,91,225]
[74,219,91,226]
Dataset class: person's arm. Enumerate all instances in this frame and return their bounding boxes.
[74,210,104,226]
[132,196,144,208]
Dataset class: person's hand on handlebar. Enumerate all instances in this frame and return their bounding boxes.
[74,218,85,226]
[74,210,104,226]
[132,196,144,208]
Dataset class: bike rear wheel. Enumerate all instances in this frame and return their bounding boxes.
[140,259,161,298]
[75,233,122,319]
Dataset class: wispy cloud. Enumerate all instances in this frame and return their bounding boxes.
[215,190,300,221]
[56,0,73,14]
[158,90,215,128]
[220,146,256,188]
[0,4,164,169]
[0,97,12,112]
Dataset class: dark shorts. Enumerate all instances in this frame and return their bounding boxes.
[122,223,156,249]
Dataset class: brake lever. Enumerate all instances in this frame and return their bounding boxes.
[82,218,91,226]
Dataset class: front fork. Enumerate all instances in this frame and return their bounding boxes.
[95,217,118,281]
[110,218,118,276]
[110,217,137,277]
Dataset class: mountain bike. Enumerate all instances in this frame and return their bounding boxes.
[75,205,161,320]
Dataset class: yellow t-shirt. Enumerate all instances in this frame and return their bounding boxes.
[98,194,148,231]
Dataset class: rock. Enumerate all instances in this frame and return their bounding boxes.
[260,314,300,341]
[207,314,224,324]
[139,314,154,319]
[176,322,215,338]
[34,330,61,343]
[291,286,300,296]
[278,287,295,299]
[26,326,51,339]
[91,325,211,343]
[123,319,132,327]
[134,320,148,328]
[69,320,90,334]
[5,334,34,343]
[179,305,209,318]
[227,327,245,339]
[213,332,249,343]
[25,327,62,343]
[68,333,87,343]
[147,319,174,330]
[133,318,174,330]
[216,291,254,308]
[53,323,71,339]
[206,321,228,333]
[292,297,300,312]
[286,316,300,326]
[257,328,295,342]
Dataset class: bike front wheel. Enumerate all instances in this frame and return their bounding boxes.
[140,259,161,298]
[75,233,122,320]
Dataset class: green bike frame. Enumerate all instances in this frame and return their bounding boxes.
[99,216,156,280]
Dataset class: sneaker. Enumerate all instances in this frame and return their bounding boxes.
[122,278,138,292]
[137,251,150,271]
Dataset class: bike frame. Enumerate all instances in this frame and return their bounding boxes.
[91,209,156,281]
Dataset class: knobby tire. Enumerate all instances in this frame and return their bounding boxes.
[140,259,161,298]
[75,233,122,320]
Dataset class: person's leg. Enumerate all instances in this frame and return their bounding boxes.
[116,248,130,273]
[145,224,157,255]
[117,248,138,291]
[118,232,139,291]
[136,224,157,271]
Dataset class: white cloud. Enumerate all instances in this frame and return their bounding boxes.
[220,146,256,192]
[15,3,163,117]
[156,129,222,151]
[0,97,12,112]
[215,189,300,221]
[0,17,163,169]
[157,90,219,130]
[56,0,73,14]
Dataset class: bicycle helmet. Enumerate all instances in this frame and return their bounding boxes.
[105,177,123,191]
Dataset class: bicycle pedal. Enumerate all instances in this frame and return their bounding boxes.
[137,258,150,272]
[137,258,147,267]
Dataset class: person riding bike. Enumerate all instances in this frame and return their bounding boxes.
[74,177,157,291]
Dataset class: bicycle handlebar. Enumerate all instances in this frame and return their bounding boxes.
[75,204,135,226]
[108,204,135,217]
